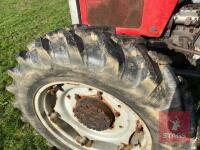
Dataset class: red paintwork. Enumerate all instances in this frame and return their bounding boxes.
[79,0,179,37]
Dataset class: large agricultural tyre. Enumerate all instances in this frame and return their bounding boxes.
[7,27,196,150]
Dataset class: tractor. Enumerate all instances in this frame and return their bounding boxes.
[7,0,200,149]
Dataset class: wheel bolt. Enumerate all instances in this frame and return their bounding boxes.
[97,91,103,100]
[76,136,88,146]
[67,95,71,99]
[75,94,81,100]
[75,135,93,147]
[49,112,60,123]
[117,143,132,150]
[115,112,120,117]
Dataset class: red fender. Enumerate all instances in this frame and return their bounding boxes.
[79,0,179,37]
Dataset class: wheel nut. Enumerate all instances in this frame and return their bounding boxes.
[75,94,81,100]
[49,112,60,123]
[76,136,88,146]
[117,144,132,150]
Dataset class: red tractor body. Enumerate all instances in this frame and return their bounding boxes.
[79,0,178,37]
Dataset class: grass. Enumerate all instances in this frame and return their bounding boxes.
[0,0,70,149]
[0,0,199,150]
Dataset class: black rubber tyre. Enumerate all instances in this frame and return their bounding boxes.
[7,27,195,150]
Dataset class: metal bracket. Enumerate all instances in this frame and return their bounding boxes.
[69,0,80,24]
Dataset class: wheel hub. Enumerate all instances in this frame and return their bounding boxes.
[73,96,115,131]
[34,81,153,149]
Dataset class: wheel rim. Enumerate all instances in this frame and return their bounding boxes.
[34,81,152,150]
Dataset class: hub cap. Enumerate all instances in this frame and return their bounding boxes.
[74,96,115,131]
[34,81,152,150]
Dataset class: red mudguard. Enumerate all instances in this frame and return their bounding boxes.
[79,0,179,37]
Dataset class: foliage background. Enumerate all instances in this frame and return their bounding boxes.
[0,0,70,149]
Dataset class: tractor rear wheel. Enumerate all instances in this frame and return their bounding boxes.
[7,27,195,150]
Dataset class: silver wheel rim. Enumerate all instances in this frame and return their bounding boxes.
[34,81,152,150]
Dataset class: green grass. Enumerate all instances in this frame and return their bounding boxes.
[0,0,199,150]
[0,0,70,149]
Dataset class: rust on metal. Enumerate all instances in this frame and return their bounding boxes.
[75,94,81,100]
[115,112,121,117]
[47,84,64,95]
[97,91,103,100]
[85,140,93,147]
[110,124,114,129]
[75,135,93,147]
[128,120,144,147]
[117,143,132,150]
[73,93,115,131]
[75,136,88,146]
[118,105,121,108]
[49,112,60,123]
[47,86,59,95]
[135,120,143,133]
[74,97,115,131]
[67,95,71,99]
[97,91,103,96]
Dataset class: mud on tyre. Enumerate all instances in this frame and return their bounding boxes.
[7,27,196,150]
